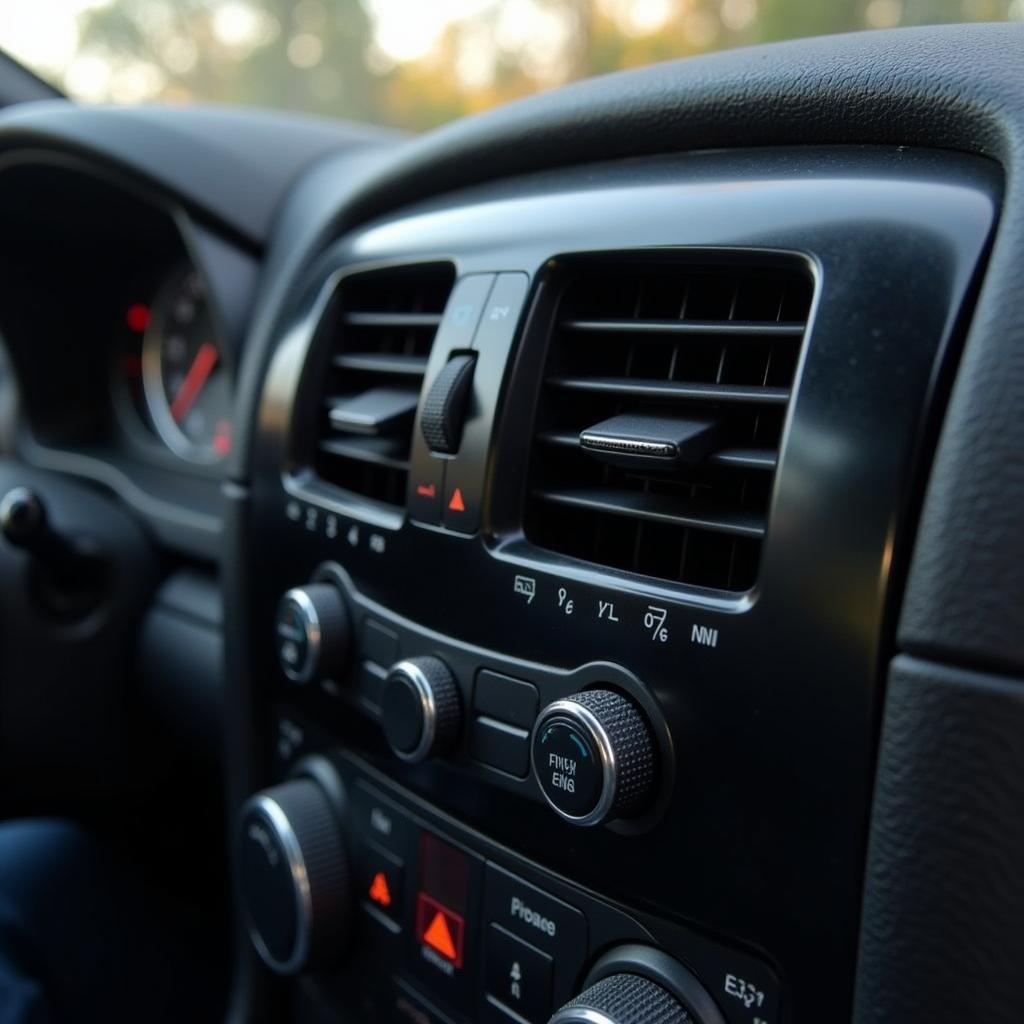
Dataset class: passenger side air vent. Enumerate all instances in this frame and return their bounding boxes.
[524,257,813,592]
[312,263,455,507]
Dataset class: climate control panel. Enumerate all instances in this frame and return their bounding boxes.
[239,748,781,1024]
[268,563,673,832]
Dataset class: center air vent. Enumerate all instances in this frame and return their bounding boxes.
[524,256,813,592]
[312,263,455,508]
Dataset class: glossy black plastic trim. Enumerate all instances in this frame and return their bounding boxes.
[240,146,997,1024]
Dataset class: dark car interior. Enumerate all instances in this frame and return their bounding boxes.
[0,17,1021,1024]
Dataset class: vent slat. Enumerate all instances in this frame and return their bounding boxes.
[562,318,805,337]
[709,448,779,471]
[533,487,767,538]
[524,257,812,592]
[547,376,791,405]
[536,429,580,448]
[333,353,429,376]
[341,311,443,328]
[538,431,778,471]
[319,436,410,471]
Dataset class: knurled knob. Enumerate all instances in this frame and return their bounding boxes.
[550,973,693,1024]
[532,689,657,826]
[274,583,350,684]
[381,656,462,763]
[237,776,351,975]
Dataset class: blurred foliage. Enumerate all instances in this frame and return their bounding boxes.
[74,0,1020,130]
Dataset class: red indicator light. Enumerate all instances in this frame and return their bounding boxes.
[368,871,392,908]
[448,488,466,513]
[416,893,464,967]
[125,303,151,333]
[416,483,436,498]
[212,419,233,456]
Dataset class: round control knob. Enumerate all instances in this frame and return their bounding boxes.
[237,775,351,975]
[532,689,656,826]
[274,583,350,684]
[551,973,692,1024]
[381,656,461,763]
[552,945,727,1024]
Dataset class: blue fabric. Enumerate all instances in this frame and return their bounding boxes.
[0,820,215,1024]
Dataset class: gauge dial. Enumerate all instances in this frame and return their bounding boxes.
[142,267,232,463]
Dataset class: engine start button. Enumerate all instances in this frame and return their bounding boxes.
[532,714,603,819]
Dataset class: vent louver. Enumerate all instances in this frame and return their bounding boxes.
[312,263,455,508]
[524,257,813,592]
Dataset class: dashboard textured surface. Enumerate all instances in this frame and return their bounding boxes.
[855,655,1024,1024]
[0,101,401,246]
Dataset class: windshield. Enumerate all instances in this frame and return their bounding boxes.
[1,0,1020,131]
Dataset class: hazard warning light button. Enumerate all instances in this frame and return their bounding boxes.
[410,831,482,1012]
[442,476,480,533]
[416,893,465,971]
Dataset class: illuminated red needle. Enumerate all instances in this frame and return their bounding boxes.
[170,342,219,424]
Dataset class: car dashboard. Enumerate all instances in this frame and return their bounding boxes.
[0,21,1022,1024]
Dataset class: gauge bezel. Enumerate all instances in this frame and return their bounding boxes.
[141,264,232,464]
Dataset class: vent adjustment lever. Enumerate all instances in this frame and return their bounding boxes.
[580,412,723,470]
[420,353,477,455]
[327,386,419,437]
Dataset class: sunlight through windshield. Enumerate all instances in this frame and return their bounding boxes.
[1,0,1021,130]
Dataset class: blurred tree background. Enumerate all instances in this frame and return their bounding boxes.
[44,0,1024,129]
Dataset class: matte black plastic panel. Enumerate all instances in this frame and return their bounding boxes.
[0,460,158,799]
[139,570,224,757]
[246,148,997,1023]
[0,101,400,246]
[854,655,1024,1024]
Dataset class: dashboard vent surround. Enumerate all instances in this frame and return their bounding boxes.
[524,256,813,592]
[312,263,455,507]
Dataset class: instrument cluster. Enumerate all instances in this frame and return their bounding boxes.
[112,263,233,466]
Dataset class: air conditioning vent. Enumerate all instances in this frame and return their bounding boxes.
[312,263,455,507]
[524,256,813,592]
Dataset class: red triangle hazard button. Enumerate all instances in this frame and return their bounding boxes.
[423,910,457,960]
[417,892,465,968]
[448,487,466,513]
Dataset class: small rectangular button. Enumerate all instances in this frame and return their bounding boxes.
[392,981,449,1024]
[358,839,404,930]
[362,617,399,669]
[484,923,553,1024]
[437,273,496,351]
[484,864,587,1006]
[472,272,530,352]
[471,717,531,778]
[442,478,478,534]
[358,661,387,711]
[352,783,414,861]
[409,831,483,1014]
[407,455,446,525]
[474,670,539,731]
